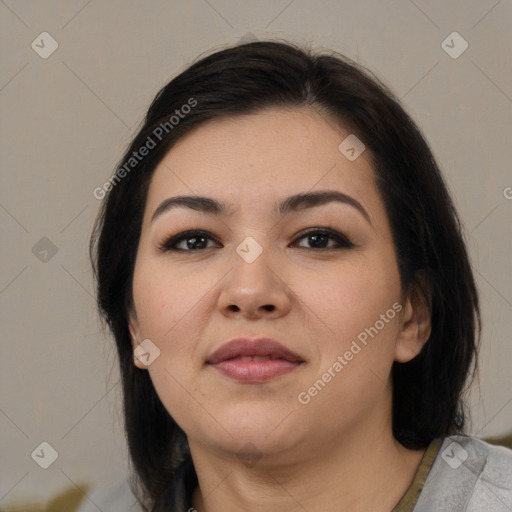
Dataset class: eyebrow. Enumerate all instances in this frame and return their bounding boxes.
[151,190,372,226]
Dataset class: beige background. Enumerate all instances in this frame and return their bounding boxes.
[1,1,511,510]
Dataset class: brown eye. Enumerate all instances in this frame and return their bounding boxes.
[160,230,221,252]
[293,229,354,250]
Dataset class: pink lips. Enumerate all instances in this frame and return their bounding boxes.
[207,338,304,382]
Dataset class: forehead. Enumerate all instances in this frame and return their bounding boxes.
[145,107,379,218]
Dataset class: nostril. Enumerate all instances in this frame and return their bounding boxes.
[227,304,275,312]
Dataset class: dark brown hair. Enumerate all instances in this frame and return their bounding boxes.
[90,40,480,510]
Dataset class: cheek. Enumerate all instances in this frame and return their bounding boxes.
[131,259,222,389]
[132,259,205,338]
[295,251,401,350]
[147,360,211,439]
[132,267,210,424]
[298,279,401,421]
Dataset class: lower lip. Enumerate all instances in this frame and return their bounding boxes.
[209,359,302,382]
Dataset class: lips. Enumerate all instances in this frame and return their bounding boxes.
[207,338,304,382]
[207,338,303,364]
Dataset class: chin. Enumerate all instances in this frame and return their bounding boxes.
[223,407,302,448]
[220,430,302,462]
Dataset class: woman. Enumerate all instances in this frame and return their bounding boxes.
[90,40,512,511]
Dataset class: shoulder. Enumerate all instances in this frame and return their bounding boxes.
[414,434,512,511]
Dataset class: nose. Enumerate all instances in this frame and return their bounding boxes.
[217,244,292,319]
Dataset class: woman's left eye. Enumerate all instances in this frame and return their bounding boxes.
[292,229,354,250]
[159,228,354,252]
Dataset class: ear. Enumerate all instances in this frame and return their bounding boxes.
[128,309,147,370]
[394,272,432,363]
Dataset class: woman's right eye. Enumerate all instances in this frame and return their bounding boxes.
[159,230,221,252]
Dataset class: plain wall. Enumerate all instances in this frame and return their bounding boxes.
[1,1,511,510]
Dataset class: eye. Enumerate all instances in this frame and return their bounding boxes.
[159,227,354,253]
[159,230,221,252]
[292,228,354,250]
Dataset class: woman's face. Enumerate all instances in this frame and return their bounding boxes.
[129,107,423,461]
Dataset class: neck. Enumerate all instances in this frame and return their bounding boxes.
[189,418,426,512]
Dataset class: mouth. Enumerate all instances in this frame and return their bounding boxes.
[207,338,304,382]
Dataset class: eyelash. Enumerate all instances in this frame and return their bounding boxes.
[158,228,355,252]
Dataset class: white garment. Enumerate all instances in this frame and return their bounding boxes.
[413,435,512,511]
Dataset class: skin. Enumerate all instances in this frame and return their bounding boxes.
[129,106,432,512]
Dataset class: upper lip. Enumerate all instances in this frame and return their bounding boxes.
[207,338,303,364]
